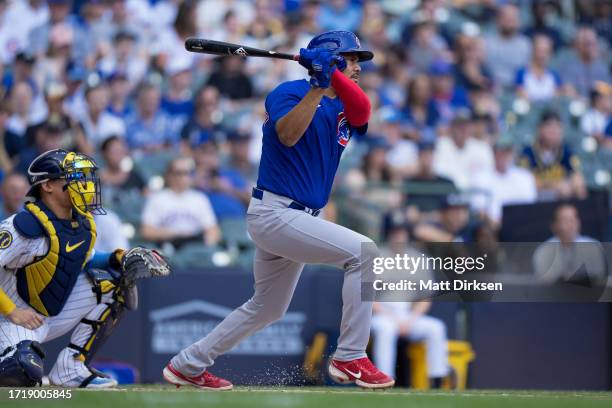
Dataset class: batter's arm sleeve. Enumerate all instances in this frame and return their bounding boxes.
[330,70,371,127]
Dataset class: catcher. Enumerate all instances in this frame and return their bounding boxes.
[0,149,171,388]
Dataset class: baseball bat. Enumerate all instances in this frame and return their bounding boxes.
[185,38,299,61]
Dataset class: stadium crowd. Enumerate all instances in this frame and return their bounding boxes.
[0,0,609,266]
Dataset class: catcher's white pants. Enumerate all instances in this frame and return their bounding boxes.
[0,272,114,386]
[172,190,378,376]
[371,314,449,378]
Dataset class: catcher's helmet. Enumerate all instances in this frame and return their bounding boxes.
[307,31,374,62]
[27,149,105,215]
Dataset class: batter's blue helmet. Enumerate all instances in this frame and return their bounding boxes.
[307,31,374,62]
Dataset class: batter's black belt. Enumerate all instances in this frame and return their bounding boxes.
[252,187,321,217]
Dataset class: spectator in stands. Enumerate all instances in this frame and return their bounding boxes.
[372,220,449,387]
[0,99,22,162]
[0,1,26,64]
[0,172,28,218]
[152,0,199,69]
[485,4,531,90]
[142,156,220,247]
[414,193,476,242]
[580,82,611,148]
[533,203,605,284]
[429,60,470,125]
[106,71,132,118]
[471,112,497,144]
[7,81,35,137]
[6,52,39,98]
[15,119,65,174]
[97,30,147,86]
[161,56,194,141]
[433,110,495,191]
[523,0,564,50]
[344,136,403,211]
[68,1,107,65]
[181,86,222,153]
[471,139,538,228]
[36,22,76,87]
[79,78,125,150]
[224,129,258,187]
[106,0,146,48]
[407,21,450,75]
[560,27,611,98]
[515,35,563,102]
[453,34,493,93]
[404,141,456,218]
[99,135,147,207]
[27,82,89,154]
[124,81,171,151]
[518,111,587,200]
[378,46,411,109]
[193,140,249,221]
[207,56,254,101]
[402,74,440,142]
[318,0,362,32]
[380,108,418,178]
[28,0,75,57]
[63,62,87,118]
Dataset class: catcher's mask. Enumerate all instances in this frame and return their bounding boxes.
[27,149,106,215]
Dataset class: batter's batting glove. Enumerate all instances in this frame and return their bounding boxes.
[298,48,321,71]
[310,51,338,89]
[334,55,347,72]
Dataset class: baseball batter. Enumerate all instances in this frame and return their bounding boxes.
[0,149,169,388]
[164,31,395,390]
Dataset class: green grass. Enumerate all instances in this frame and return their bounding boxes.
[1,386,612,408]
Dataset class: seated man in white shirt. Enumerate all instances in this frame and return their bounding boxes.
[371,222,450,388]
[533,203,606,284]
[141,157,221,247]
[471,139,537,228]
[433,110,494,191]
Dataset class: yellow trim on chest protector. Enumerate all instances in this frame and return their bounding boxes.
[23,203,96,316]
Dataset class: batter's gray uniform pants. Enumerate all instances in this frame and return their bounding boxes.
[172,189,379,376]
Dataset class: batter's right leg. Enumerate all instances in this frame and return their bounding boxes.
[170,247,304,377]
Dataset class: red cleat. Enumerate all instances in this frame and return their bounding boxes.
[163,362,233,391]
[328,357,395,389]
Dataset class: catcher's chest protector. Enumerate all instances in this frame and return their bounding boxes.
[14,201,97,316]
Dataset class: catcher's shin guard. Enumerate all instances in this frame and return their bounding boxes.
[68,296,127,367]
[70,268,138,368]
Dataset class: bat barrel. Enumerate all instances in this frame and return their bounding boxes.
[185,37,298,61]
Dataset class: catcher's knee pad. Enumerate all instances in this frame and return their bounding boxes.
[0,340,45,387]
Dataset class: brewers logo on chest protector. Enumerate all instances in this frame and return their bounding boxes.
[13,201,96,316]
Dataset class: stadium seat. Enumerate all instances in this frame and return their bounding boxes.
[219,217,252,252]
[171,243,218,269]
[134,151,179,180]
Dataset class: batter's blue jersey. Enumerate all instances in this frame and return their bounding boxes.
[257,79,367,209]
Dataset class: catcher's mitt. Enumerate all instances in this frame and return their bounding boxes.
[120,247,172,281]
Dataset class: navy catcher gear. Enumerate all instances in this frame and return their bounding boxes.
[307,31,374,62]
[0,340,45,387]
